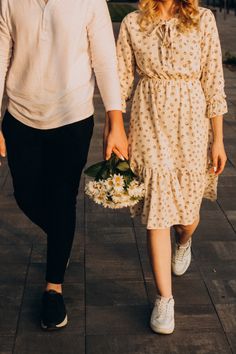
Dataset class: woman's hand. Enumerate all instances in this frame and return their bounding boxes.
[105,126,128,161]
[0,131,6,166]
[103,110,128,161]
[210,140,227,176]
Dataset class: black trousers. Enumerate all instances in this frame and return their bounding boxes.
[2,110,94,283]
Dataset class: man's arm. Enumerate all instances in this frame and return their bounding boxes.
[0,1,13,162]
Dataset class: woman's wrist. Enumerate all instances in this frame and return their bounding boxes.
[107,110,125,130]
[211,115,224,144]
[213,137,224,144]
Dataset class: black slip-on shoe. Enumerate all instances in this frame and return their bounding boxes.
[40,289,68,331]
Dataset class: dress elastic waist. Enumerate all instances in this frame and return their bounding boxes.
[139,74,200,82]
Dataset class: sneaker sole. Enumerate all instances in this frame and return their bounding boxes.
[150,321,175,334]
[41,314,68,331]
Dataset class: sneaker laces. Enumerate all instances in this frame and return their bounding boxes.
[175,240,191,262]
[155,296,173,320]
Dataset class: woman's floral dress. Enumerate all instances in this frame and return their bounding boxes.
[116,7,228,229]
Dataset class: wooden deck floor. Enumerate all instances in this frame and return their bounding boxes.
[0,10,236,354]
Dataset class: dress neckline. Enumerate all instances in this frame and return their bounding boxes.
[157,16,178,23]
[145,16,179,37]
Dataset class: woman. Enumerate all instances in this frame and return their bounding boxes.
[116,0,227,334]
[0,0,128,330]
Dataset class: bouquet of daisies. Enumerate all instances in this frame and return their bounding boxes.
[84,153,145,209]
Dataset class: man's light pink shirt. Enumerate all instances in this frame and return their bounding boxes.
[0,0,122,129]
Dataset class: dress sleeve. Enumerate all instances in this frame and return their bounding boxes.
[200,9,227,118]
[0,1,13,127]
[116,16,136,113]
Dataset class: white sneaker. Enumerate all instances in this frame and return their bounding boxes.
[150,295,175,334]
[172,237,192,276]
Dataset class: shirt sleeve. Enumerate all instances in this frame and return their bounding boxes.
[116,16,136,113]
[87,0,122,112]
[200,9,227,119]
[0,0,13,127]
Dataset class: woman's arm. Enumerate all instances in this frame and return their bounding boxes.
[87,0,128,160]
[200,9,228,175]
[104,111,128,161]
[116,15,136,113]
[103,14,137,161]
[210,115,227,176]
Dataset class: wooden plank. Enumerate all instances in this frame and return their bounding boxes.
[14,335,85,354]
[0,335,14,354]
[86,332,232,354]
[0,284,24,336]
[86,280,147,306]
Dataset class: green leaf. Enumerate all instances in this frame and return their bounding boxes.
[84,161,105,178]
[95,162,111,181]
[84,152,136,181]
[123,174,133,186]
[109,153,119,170]
[116,161,130,172]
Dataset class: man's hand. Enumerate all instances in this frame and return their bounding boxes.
[103,111,128,161]
[0,131,6,166]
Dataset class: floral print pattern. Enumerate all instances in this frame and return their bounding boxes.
[116,7,228,229]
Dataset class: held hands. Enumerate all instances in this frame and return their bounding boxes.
[103,111,129,161]
[0,131,6,166]
[209,140,227,176]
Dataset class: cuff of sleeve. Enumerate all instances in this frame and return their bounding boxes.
[121,99,127,114]
[206,96,228,118]
[105,104,123,112]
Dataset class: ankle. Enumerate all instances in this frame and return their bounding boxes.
[158,293,173,300]
[45,282,62,294]
[177,238,191,247]
[174,229,192,245]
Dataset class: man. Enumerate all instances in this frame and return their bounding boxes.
[0,0,128,330]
